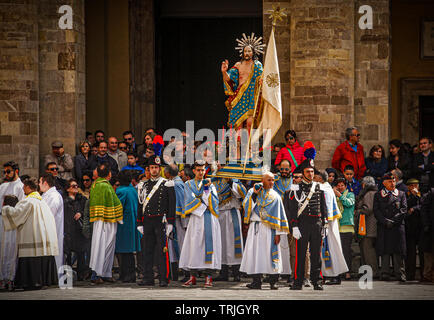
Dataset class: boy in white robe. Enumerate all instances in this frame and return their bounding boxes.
[240,172,290,290]
[314,171,348,284]
[213,176,246,282]
[40,174,64,275]
[0,161,25,289]
[179,161,221,288]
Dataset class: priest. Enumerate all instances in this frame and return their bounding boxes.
[240,171,290,290]
[89,163,123,284]
[39,173,64,275]
[1,177,59,290]
[0,161,25,290]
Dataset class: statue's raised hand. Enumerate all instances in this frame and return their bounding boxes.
[221,59,229,73]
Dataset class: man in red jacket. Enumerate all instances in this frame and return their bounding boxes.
[275,130,305,173]
[332,127,366,180]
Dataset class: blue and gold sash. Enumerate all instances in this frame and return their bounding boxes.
[183,179,219,263]
[242,188,289,271]
[322,235,332,269]
[273,175,292,198]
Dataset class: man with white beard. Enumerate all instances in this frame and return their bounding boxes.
[0,161,25,290]
[39,174,64,276]
[240,172,290,290]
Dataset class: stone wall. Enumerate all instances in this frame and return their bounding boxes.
[354,0,390,155]
[0,0,39,176]
[38,0,86,171]
[263,0,390,170]
[287,0,355,169]
[0,0,85,177]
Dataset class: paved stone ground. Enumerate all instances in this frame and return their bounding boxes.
[1,278,433,300]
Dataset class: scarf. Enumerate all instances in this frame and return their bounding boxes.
[183,179,219,264]
[89,178,123,223]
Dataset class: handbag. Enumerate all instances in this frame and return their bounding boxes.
[358,213,366,236]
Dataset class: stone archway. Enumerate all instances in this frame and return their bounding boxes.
[401,78,434,144]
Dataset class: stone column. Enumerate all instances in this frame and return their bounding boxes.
[288,0,355,169]
[354,0,390,152]
[38,0,85,172]
[0,0,39,176]
[129,0,155,145]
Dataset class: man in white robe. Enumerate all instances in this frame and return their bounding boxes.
[213,176,246,282]
[89,164,123,284]
[240,172,290,290]
[0,161,25,288]
[272,160,293,279]
[314,170,348,284]
[2,177,58,290]
[39,174,64,275]
[179,161,221,288]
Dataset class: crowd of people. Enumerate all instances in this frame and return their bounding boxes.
[0,125,433,292]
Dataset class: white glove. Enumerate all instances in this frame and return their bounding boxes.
[292,227,302,240]
[322,224,329,238]
[166,224,173,237]
[117,220,123,225]
[137,226,144,235]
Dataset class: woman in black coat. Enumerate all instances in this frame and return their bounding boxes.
[387,139,411,182]
[365,144,388,188]
[74,140,94,182]
[64,178,91,281]
[373,173,408,282]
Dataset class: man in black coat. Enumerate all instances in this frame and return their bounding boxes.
[88,140,119,181]
[421,187,434,283]
[284,159,328,291]
[412,137,434,193]
[374,172,407,282]
[136,155,176,287]
[404,179,423,281]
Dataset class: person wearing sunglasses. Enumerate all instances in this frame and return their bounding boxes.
[64,178,90,281]
[274,130,305,173]
[78,174,93,199]
[44,140,74,181]
[45,162,67,196]
[123,130,139,154]
[0,161,25,290]
[331,127,367,181]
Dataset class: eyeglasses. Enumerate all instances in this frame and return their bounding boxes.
[83,179,91,182]
[351,134,361,137]
[3,169,12,174]
[119,147,127,150]
[286,136,295,141]
[49,168,59,171]
[280,168,290,172]
[70,185,78,189]
[125,138,133,141]
[293,176,303,179]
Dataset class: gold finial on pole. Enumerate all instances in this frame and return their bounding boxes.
[268,5,287,28]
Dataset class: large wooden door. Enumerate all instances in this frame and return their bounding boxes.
[156,16,262,134]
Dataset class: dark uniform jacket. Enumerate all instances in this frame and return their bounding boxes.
[421,188,434,253]
[63,193,89,253]
[387,153,412,182]
[284,181,328,228]
[137,177,176,226]
[405,191,422,241]
[412,151,434,191]
[373,188,407,256]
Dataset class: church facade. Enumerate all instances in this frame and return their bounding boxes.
[1,0,433,175]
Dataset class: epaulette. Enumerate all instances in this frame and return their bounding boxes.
[165,180,174,187]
